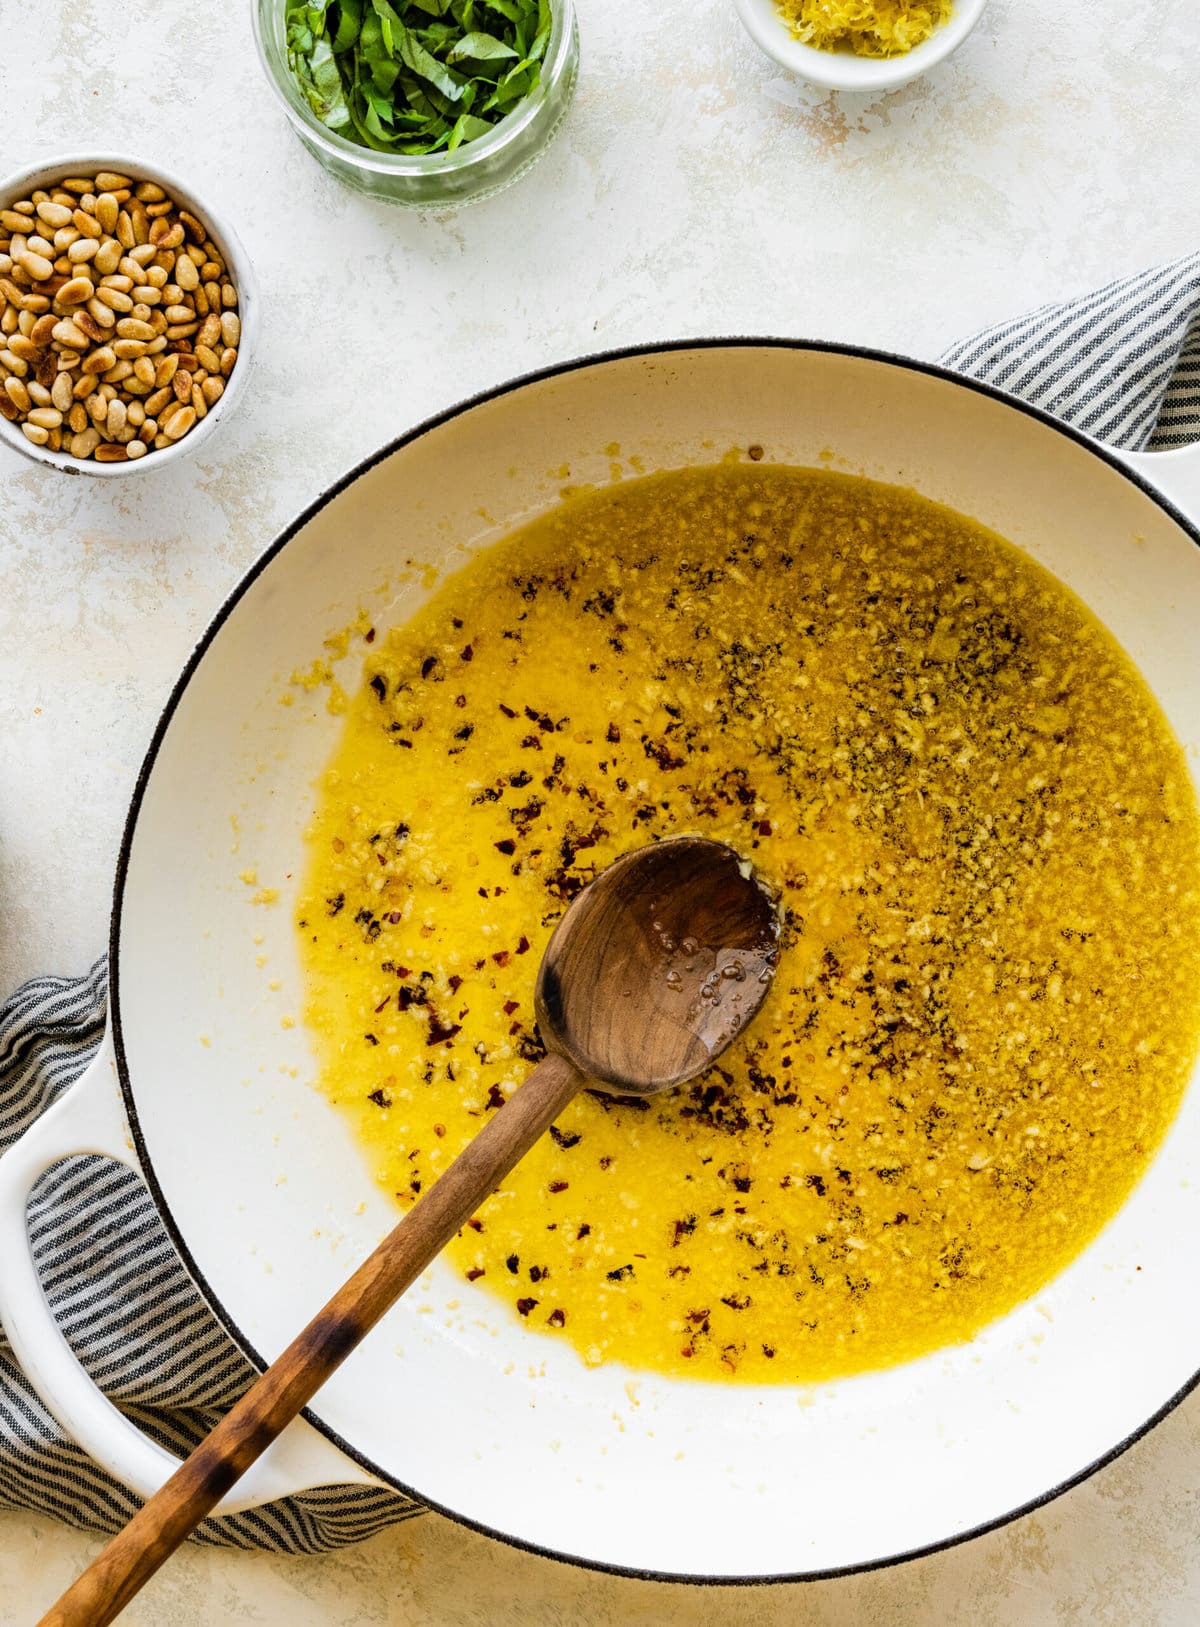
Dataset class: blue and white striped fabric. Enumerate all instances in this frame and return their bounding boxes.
[2,252,1199,1548]
[939,250,1200,450]
[0,965,421,1547]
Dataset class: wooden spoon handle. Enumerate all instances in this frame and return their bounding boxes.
[36,1050,582,1627]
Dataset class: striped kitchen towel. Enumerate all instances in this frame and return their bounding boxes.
[0,965,421,1548]
[2,250,1199,1551]
[939,249,1200,450]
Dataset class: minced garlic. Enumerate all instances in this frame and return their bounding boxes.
[778,0,953,57]
[297,466,1200,1385]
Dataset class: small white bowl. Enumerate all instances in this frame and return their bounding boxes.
[0,153,258,478]
[732,0,989,92]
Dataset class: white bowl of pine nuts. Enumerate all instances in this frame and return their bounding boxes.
[0,154,256,475]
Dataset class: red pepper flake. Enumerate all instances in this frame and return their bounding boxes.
[486,1083,507,1111]
[420,655,439,679]
[549,1180,568,1193]
[748,444,764,461]
[426,1015,462,1045]
[503,999,519,1015]
[365,627,376,643]
[680,1346,694,1358]
[506,1254,520,1273]
[495,838,516,856]
[547,1308,566,1328]
[516,1297,537,1317]
[466,1217,484,1232]
[374,995,391,1013]
[508,1021,521,1036]
[492,949,510,967]
[388,911,402,924]
[433,1123,446,1137]
[448,974,463,992]
[515,935,531,955]
[396,966,412,978]
[757,819,772,837]
[606,722,621,743]
[499,703,517,718]
[461,645,474,662]
[576,1222,591,1239]
[367,1088,392,1107]
[466,1266,485,1281]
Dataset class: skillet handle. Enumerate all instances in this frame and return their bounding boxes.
[0,1026,381,1514]
[1117,442,1200,525]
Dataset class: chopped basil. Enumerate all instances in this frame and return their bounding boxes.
[285,0,553,156]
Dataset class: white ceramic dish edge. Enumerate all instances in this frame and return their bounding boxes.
[732,0,990,93]
[0,152,258,478]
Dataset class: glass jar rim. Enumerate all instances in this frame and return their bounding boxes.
[252,0,577,177]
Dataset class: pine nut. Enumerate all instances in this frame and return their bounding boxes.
[57,275,94,306]
[116,317,155,341]
[36,201,72,229]
[75,312,106,342]
[95,193,119,234]
[21,421,49,445]
[172,369,193,403]
[85,297,116,329]
[93,237,123,274]
[72,209,102,239]
[174,254,199,291]
[67,237,99,264]
[125,436,147,458]
[133,356,156,386]
[51,371,73,412]
[194,343,220,372]
[95,285,133,311]
[94,172,131,192]
[105,397,127,435]
[68,401,88,432]
[27,405,62,429]
[50,318,88,350]
[4,376,31,411]
[17,250,53,281]
[162,404,196,439]
[219,346,237,378]
[81,345,117,375]
[153,354,178,387]
[26,380,52,406]
[200,375,224,407]
[94,441,128,462]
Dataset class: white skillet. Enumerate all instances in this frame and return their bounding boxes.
[1,342,1199,1581]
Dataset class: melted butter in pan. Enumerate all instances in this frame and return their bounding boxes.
[297,466,1200,1383]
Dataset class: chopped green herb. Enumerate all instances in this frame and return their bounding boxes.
[285,0,553,156]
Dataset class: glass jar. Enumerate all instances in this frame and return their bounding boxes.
[252,0,579,208]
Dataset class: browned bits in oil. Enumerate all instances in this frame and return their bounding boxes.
[298,467,1200,1385]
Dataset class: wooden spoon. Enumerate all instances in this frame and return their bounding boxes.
[37,836,779,1627]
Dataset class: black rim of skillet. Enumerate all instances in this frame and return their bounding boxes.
[108,337,1200,1586]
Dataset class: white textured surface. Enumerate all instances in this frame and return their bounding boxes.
[3,0,1200,1620]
